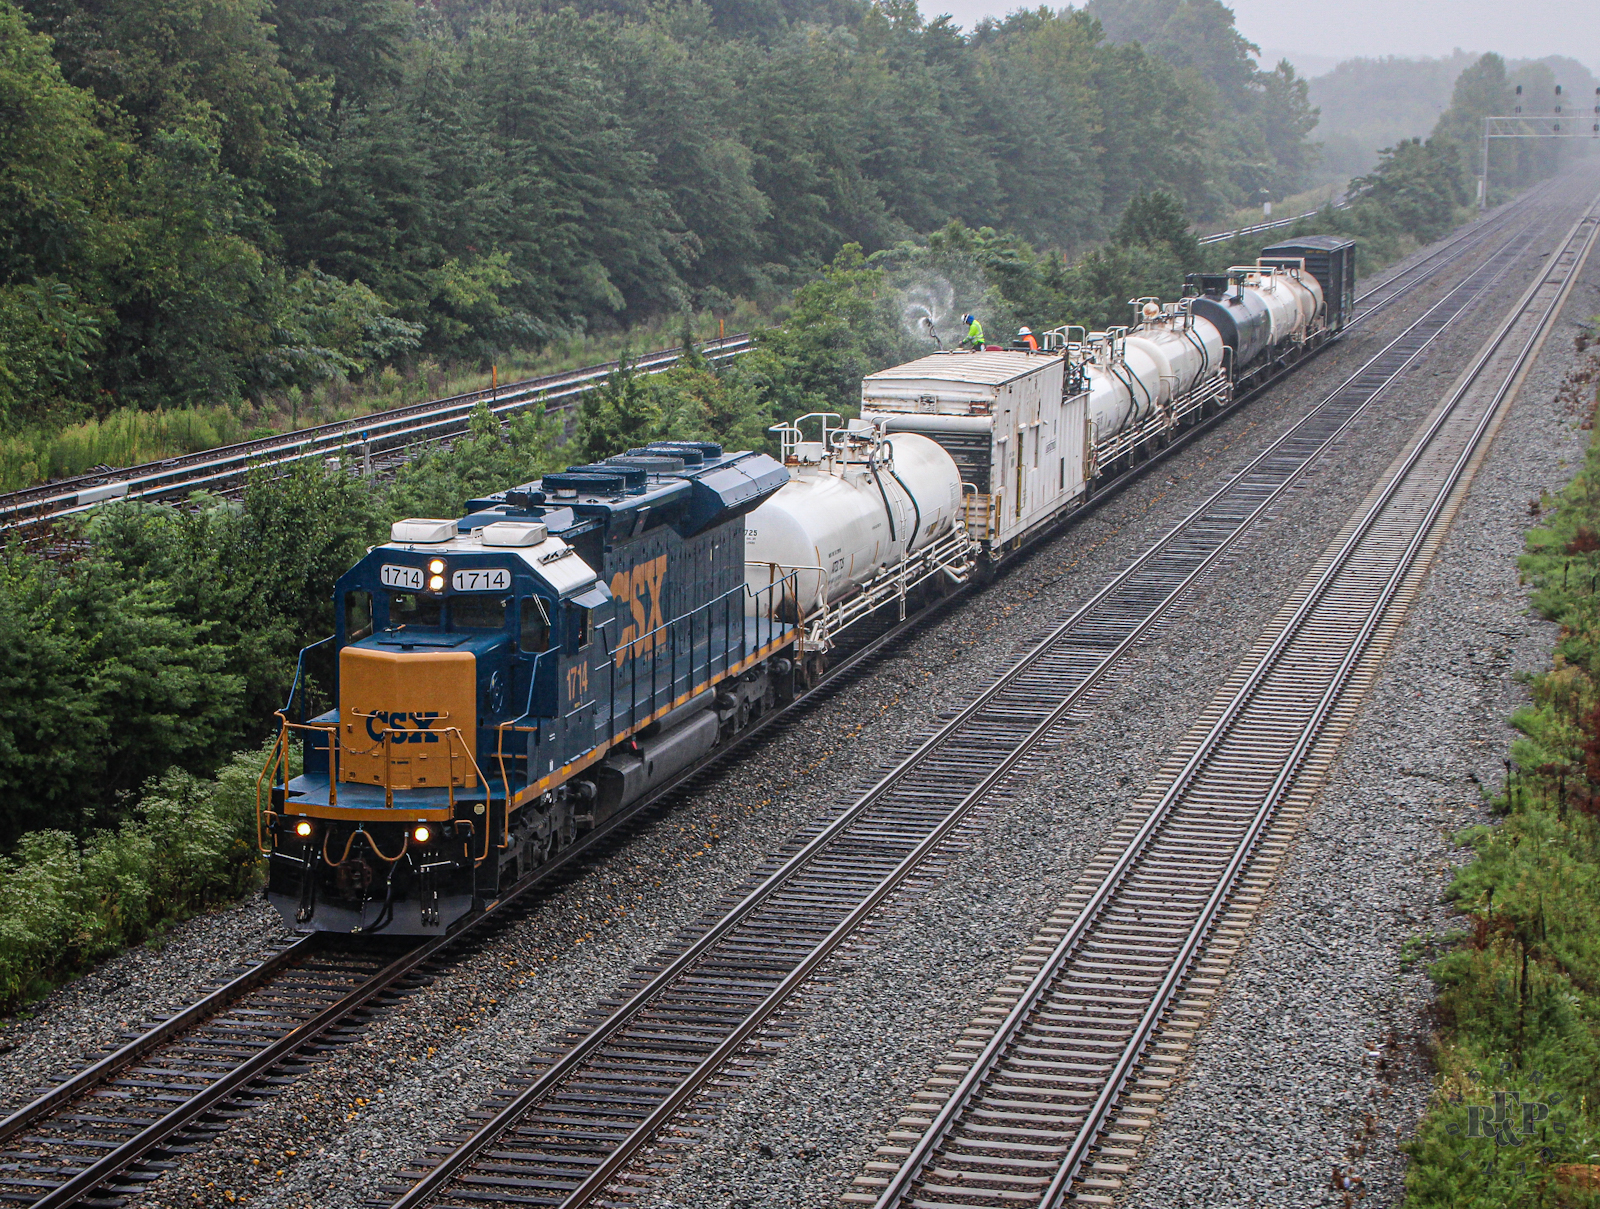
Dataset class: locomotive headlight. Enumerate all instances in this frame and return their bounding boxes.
[412,825,432,844]
[294,819,313,838]
[427,558,446,574]
[428,575,445,592]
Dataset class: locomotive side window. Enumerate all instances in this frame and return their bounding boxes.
[452,595,508,629]
[345,590,373,641]
[567,603,592,651]
[519,597,551,652]
[390,593,442,627]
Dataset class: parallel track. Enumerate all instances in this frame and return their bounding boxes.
[0,337,753,530]
[0,186,1563,1208]
[857,197,1600,1209]
[375,188,1573,1209]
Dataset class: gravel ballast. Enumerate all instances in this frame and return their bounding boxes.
[4,183,1591,1209]
[1115,216,1600,1206]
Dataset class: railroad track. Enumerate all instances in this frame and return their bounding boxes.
[0,182,1543,536]
[0,540,970,1209]
[369,190,1570,1209]
[0,337,754,530]
[0,191,1559,1209]
[846,196,1600,1209]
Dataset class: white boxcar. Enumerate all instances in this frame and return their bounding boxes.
[859,350,1088,550]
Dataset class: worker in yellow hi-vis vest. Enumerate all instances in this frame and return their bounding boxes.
[962,314,984,349]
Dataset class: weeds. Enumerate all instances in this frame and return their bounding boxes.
[0,304,766,494]
[1403,345,1600,1207]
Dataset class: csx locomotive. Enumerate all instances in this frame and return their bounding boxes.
[263,443,801,933]
[260,236,1355,935]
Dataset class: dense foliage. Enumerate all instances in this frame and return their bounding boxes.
[1403,352,1600,1207]
[1307,53,1596,188]
[1,0,1326,434]
[0,744,282,1012]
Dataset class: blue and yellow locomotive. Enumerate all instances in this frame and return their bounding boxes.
[260,443,796,934]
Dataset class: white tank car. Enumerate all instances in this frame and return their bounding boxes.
[1083,336,1163,435]
[1124,304,1227,405]
[1240,264,1323,346]
[745,419,963,618]
[1281,266,1324,329]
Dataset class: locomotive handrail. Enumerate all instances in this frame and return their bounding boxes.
[255,725,292,855]
[493,647,562,801]
[279,635,333,717]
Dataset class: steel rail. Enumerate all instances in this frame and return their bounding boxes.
[380,196,1548,1209]
[0,936,319,1148]
[868,193,1600,1209]
[0,511,980,1209]
[0,337,752,529]
[0,177,1553,533]
[1348,180,1552,320]
[0,196,1550,1208]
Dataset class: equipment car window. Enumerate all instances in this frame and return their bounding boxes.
[345,590,373,641]
[451,595,508,629]
[389,593,441,626]
[519,597,551,652]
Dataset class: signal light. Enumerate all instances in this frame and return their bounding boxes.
[294,819,313,838]
[412,825,432,844]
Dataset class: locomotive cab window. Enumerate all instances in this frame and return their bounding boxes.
[451,595,508,629]
[566,603,592,651]
[519,597,551,652]
[345,590,373,641]
[389,593,442,627]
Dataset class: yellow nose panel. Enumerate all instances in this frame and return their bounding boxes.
[340,647,478,788]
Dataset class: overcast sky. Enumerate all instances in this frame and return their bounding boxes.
[928,0,1597,80]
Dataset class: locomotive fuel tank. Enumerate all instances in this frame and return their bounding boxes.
[744,421,962,616]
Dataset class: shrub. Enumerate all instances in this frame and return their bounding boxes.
[0,742,288,1013]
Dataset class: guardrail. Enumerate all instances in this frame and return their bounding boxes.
[0,335,754,529]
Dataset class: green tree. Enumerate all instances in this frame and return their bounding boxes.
[575,356,668,463]
[1115,190,1203,273]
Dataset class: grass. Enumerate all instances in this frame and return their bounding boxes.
[1207,180,1349,237]
[1401,338,1600,1208]
[0,301,768,493]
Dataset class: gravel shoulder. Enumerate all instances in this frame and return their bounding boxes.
[1114,197,1600,1208]
[3,184,1588,1209]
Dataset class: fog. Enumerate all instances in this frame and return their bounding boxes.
[928,0,1596,81]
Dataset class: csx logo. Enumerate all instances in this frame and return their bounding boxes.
[610,554,668,667]
[365,711,443,743]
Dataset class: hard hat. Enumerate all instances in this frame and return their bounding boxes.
[963,314,975,325]
[1018,326,1032,334]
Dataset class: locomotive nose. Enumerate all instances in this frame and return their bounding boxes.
[339,645,479,789]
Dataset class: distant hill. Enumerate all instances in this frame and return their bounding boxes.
[1307,51,1480,183]
[1306,52,1597,185]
